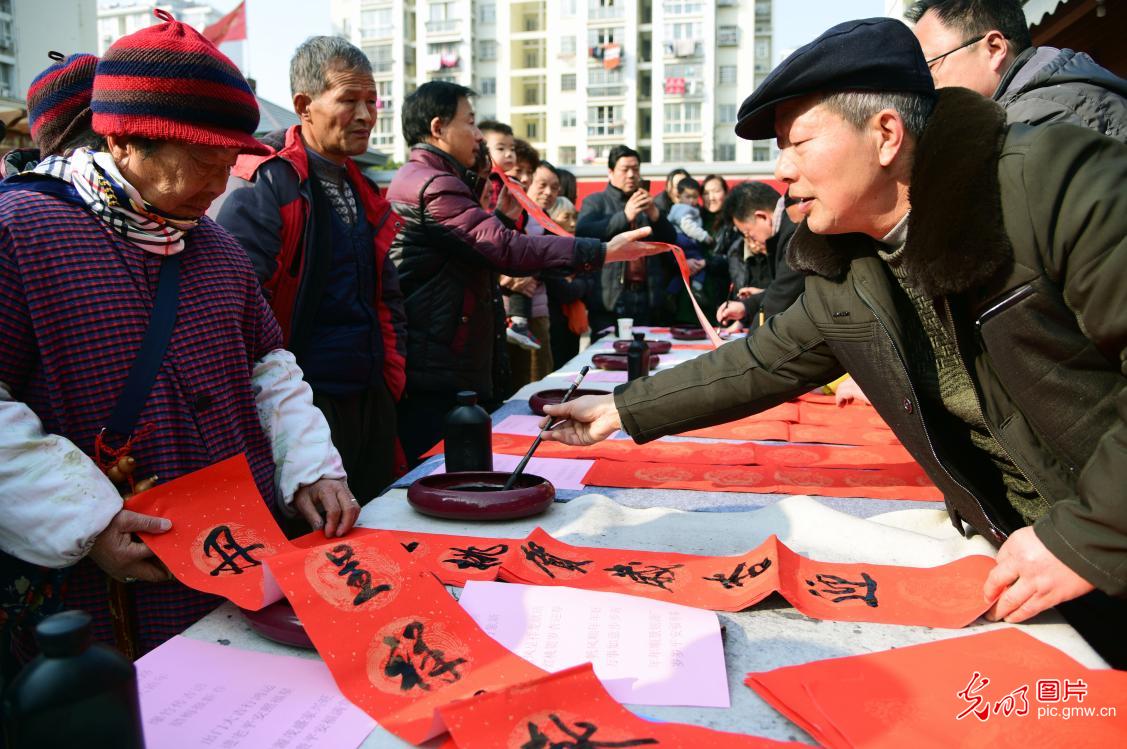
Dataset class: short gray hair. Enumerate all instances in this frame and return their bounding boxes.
[819,91,936,140]
[290,36,372,98]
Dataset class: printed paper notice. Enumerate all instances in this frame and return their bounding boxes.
[459,581,730,708]
[136,636,375,749]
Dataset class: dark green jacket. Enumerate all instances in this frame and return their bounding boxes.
[615,89,1127,597]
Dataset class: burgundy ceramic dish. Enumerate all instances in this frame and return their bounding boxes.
[671,325,707,340]
[528,388,611,416]
[611,338,672,354]
[408,471,555,520]
[241,599,315,649]
[591,353,660,371]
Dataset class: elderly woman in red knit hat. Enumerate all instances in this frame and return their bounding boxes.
[0,11,355,659]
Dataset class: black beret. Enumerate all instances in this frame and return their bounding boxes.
[735,17,935,140]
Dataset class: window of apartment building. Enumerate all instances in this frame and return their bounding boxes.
[561,73,577,91]
[429,1,453,21]
[665,63,701,80]
[480,77,497,95]
[360,8,394,39]
[478,40,497,60]
[665,142,701,163]
[478,1,496,24]
[753,143,771,162]
[375,79,394,110]
[756,38,770,60]
[560,35,577,56]
[714,143,736,162]
[562,0,577,16]
[521,39,546,68]
[588,105,624,137]
[588,27,618,48]
[589,0,624,20]
[561,111,577,128]
[718,26,740,46]
[663,1,703,14]
[717,104,736,123]
[663,102,702,134]
[0,63,12,98]
[522,80,544,106]
[718,65,737,85]
[366,44,394,73]
[664,21,702,40]
[588,67,625,97]
[558,146,577,165]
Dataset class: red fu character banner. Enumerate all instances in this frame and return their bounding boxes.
[500,529,995,628]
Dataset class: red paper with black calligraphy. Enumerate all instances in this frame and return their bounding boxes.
[127,454,293,610]
[582,459,942,501]
[746,628,1127,749]
[501,529,995,627]
[266,532,545,744]
[293,528,518,587]
[439,662,805,748]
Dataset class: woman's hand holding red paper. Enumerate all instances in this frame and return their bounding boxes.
[604,227,663,263]
[90,509,173,583]
[540,394,622,446]
[983,527,1095,623]
[294,478,360,538]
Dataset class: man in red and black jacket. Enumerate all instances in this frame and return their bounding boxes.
[213,37,407,502]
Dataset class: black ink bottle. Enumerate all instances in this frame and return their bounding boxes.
[627,332,651,382]
[444,390,493,472]
[3,610,144,748]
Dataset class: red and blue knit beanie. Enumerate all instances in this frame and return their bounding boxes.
[27,51,99,156]
[92,9,268,155]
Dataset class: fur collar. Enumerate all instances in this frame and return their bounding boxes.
[788,88,1013,297]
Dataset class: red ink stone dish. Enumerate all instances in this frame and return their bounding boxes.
[611,338,672,354]
[528,388,610,416]
[408,471,555,520]
[591,353,660,371]
[671,325,707,340]
[241,599,315,649]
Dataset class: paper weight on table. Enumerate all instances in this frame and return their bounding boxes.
[241,599,315,650]
[670,325,707,340]
[528,388,611,416]
[591,353,660,371]
[408,471,555,520]
[611,338,672,354]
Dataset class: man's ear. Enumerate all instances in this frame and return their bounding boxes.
[983,29,1010,73]
[293,93,313,121]
[429,115,446,141]
[874,109,907,168]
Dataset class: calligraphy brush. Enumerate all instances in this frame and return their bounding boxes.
[502,365,591,491]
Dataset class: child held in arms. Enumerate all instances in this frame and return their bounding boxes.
[667,177,712,295]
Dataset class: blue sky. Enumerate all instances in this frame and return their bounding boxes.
[210,0,888,107]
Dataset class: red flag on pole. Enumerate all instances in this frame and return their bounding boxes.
[203,1,247,45]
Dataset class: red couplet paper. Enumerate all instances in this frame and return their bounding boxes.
[680,419,792,441]
[746,628,1127,749]
[128,454,294,610]
[797,400,893,429]
[500,529,994,628]
[751,441,916,469]
[266,532,545,744]
[787,422,902,446]
[582,459,942,501]
[440,663,804,748]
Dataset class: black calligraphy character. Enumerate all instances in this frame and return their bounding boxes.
[443,543,509,571]
[401,541,420,553]
[521,541,592,579]
[325,544,393,606]
[702,557,772,589]
[521,714,658,749]
[382,621,467,691]
[603,561,682,591]
[202,525,265,576]
[805,572,878,607]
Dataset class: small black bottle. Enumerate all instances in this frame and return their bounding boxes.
[445,390,493,472]
[3,610,145,749]
[627,332,652,381]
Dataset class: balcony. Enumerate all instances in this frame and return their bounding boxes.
[664,40,703,59]
[588,2,625,20]
[512,2,546,33]
[425,19,461,35]
[718,26,740,46]
[662,76,704,98]
[360,26,395,41]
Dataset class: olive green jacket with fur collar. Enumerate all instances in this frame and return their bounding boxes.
[614,88,1127,597]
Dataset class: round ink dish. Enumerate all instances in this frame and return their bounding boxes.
[408,471,555,520]
[611,338,672,354]
[241,599,314,649]
[671,325,707,340]
[591,353,660,371]
[528,388,610,416]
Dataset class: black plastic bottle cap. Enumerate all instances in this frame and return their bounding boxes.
[456,391,478,406]
[633,332,645,341]
[34,610,92,657]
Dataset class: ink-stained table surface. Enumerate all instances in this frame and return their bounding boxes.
[183,330,1108,747]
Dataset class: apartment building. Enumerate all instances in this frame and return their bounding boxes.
[96,0,220,55]
[338,0,779,167]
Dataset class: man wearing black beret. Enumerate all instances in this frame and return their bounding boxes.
[541,18,1127,667]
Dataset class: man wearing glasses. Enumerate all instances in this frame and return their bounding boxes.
[909,0,1126,142]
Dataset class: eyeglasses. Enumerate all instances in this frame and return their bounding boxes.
[924,34,988,69]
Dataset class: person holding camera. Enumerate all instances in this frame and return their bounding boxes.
[576,146,678,335]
